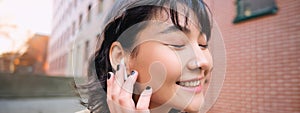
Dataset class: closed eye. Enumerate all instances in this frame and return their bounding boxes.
[164,44,185,49]
[199,44,208,49]
[170,44,185,48]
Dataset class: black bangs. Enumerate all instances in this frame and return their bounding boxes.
[167,0,212,41]
[107,0,212,43]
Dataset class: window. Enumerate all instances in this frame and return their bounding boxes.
[72,21,76,36]
[87,4,92,22]
[79,14,83,29]
[75,45,81,74]
[233,0,278,23]
[74,0,77,7]
[84,41,89,60]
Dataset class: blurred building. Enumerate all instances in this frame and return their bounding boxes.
[0,52,18,73]
[48,0,115,76]
[14,34,49,74]
[206,0,300,112]
[0,34,49,74]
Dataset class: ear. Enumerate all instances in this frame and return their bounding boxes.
[109,41,124,71]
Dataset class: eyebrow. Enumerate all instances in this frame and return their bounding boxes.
[159,25,191,34]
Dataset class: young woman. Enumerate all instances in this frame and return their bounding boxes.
[84,0,215,112]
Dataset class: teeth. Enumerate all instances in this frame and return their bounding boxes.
[179,82,184,86]
[185,82,190,87]
[178,80,201,87]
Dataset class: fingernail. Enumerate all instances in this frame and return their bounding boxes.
[130,71,135,75]
[141,86,152,96]
[116,64,120,71]
[146,86,151,90]
[107,72,112,80]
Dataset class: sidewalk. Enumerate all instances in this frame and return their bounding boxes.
[0,97,86,113]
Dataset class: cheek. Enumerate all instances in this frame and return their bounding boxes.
[130,43,181,90]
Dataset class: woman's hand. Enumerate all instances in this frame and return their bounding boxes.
[106,62,152,113]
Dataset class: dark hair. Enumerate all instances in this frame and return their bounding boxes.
[85,0,212,112]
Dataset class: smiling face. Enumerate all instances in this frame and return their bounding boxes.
[127,10,213,112]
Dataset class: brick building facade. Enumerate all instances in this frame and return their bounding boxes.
[206,0,300,112]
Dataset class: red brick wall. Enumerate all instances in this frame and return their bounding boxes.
[206,0,300,112]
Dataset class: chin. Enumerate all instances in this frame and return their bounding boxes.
[183,94,204,112]
[184,106,201,113]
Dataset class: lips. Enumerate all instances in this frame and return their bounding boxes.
[175,77,204,93]
[176,80,201,87]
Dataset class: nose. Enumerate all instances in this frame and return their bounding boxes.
[187,46,210,71]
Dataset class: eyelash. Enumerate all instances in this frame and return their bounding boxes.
[199,44,208,49]
[167,44,208,49]
[169,44,185,48]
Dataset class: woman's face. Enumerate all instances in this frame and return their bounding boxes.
[127,11,213,112]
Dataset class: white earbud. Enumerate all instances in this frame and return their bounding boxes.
[120,58,128,81]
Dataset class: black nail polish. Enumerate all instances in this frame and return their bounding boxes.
[107,73,111,79]
[116,64,120,71]
[146,86,151,90]
[131,71,135,75]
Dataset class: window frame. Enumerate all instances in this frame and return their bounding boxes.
[233,0,279,23]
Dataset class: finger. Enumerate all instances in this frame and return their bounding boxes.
[106,72,114,100]
[136,86,152,110]
[119,70,138,108]
[137,109,150,113]
[116,58,126,83]
[106,72,117,113]
[107,99,117,113]
[111,63,125,100]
